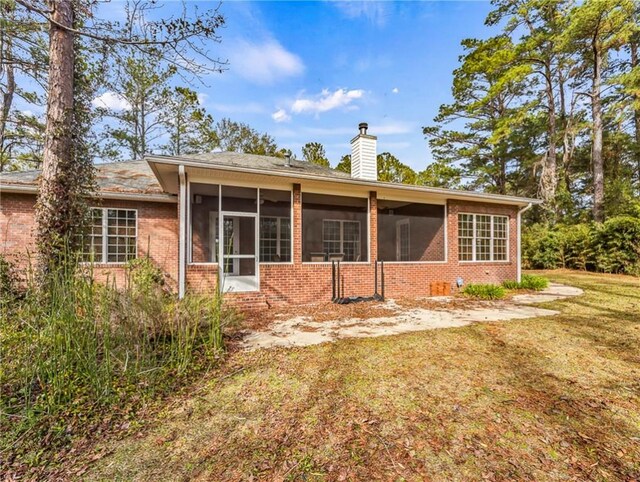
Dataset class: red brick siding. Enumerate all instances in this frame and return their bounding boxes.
[0,192,179,288]
[185,192,519,307]
[0,194,38,271]
[1,189,519,308]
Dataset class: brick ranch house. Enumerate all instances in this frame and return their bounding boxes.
[0,124,541,308]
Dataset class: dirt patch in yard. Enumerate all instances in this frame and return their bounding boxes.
[393,295,486,311]
[240,300,399,331]
[236,283,583,351]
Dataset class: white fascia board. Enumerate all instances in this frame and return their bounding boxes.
[0,184,177,203]
[146,155,542,207]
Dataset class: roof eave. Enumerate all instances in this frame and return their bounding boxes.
[0,184,177,203]
[146,155,542,206]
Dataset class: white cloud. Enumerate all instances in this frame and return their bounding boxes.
[271,127,298,138]
[210,102,266,114]
[380,141,411,149]
[392,87,399,94]
[92,92,130,111]
[330,1,389,27]
[371,121,416,135]
[291,88,365,115]
[271,109,291,123]
[229,39,304,84]
[197,92,208,106]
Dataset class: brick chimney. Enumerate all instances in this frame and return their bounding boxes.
[350,122,377,181]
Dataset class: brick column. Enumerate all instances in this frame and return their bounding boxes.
[293,183,302,264]
[369,191,377,263]
[447,200,457,264]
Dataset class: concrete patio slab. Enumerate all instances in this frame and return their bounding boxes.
[241,283,584,351]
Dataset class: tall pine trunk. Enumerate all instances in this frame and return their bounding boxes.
[540,61,558,214]
[631,41,640,189]
[0,31,15,172]
[35,0,75,268]
[591,41,605,223]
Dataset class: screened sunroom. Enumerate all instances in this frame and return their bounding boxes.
[301,192,369,263]
[189,183,292,291]
[377,200,446,262]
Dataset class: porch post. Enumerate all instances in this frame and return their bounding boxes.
[516,202,533,282]
[178,165,187,298]
[369,191,377,263]
[293,183,302,264]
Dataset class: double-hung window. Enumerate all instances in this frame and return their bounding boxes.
[322,219,361,261]
[259,216,291,262]
[458,213,508,262]
[82,208,137,263]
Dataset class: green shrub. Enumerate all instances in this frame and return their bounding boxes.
[504,275,550,291]
[126,256,165,295]
[521,274,549,290]
[0,250,232,467]
[591,216,640,275]
[557,224,592,271]
[523,223,593,271]
[501,279,520,290]
[0,254,19,304]
[522,223,563,269]
[523,217,640,275]
[462,283,505,300]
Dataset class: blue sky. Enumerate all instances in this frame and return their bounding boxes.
[100,1,495,170]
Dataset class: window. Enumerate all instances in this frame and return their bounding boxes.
[322,219,361,261]
[81,208,137,263]
[458,213,508,262]
[377,200,445,262]
[260,217,291,262]
[302,193,368,262]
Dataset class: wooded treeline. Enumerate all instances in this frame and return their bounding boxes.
[2,0,639,273]
[0,0,283,171]
[425,0,640,223]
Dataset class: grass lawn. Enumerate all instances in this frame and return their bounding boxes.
[83,271,640,481]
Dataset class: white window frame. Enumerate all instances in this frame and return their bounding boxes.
[458,213,509,263]
[82,207,138,264]
[322,219,361,262]
[259,215,291,263]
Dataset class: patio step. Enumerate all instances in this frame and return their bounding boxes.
[224,292,270,311]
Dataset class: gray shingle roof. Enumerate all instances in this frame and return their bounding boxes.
[0,153,349,195]
[0,159,163,194]
[162,152,351,179]
[0,152,541,206]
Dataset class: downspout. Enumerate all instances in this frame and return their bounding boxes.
[516,202,533,282]
[178,165,187,298]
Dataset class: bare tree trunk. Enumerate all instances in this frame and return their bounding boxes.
[540,61,558,213]
[631,41,640,190]
[140,97,146,159]
[176,114,182,155]
[35,0,75,266]
[591,40,605,223]
[0,30,15,172]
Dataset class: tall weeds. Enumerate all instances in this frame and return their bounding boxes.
[0,252,230,463]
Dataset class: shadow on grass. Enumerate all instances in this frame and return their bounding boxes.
[84,271,640,481]
[464,320,640,481]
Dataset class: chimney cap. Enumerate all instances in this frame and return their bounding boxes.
[358,122,368,135]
